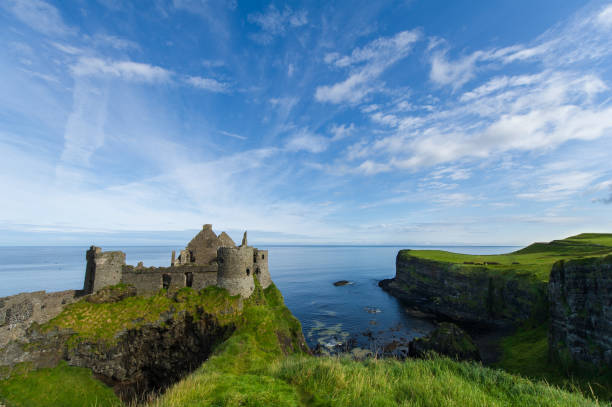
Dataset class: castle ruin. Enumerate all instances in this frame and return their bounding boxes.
[83,224,270,298]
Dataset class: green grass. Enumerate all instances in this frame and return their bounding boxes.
[43,285,241,346]
[0,361,122,407]
[152,353,600,407]
[2,277,607,406]
[403,233,612,282]
[149,283,601,407]
[497,323,612,402]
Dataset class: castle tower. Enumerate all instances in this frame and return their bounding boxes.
[216,245,255,298]
[253,249,271,289]
[84,246,126,293]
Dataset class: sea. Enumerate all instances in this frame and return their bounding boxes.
[0,245,519,353]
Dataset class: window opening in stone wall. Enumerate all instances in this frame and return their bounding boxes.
[253,253,257,263]
[185,272,193,288]
[256,267,261,275]
[189,250,195,262]
[246,268,250,276]
[162,274,171,290]
[262,254,265,259]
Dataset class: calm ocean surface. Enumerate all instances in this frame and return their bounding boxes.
[0,245,518,350]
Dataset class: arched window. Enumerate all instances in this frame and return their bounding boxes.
[185,272,193,288]
[246,268,250,276]
[261,254,265,259]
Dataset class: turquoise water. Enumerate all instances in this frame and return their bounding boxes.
[0,245,518,350]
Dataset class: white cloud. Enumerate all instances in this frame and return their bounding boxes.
[315,30,421,104]
[186,76,230,93]
[597,4,612,27]
[92,34,140,50]
[248,5,307,44]
[285,129,329,153]
[71,57,172,82]
[2,0,73,36]
[517,171,599,201]
[429,49,482,90]
[330,123,355,141]
[220,130,247,140]
[60,80,108,167]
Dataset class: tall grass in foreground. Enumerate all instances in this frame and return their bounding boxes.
[152,355,600,407]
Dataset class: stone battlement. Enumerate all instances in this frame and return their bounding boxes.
[84,225,271,298]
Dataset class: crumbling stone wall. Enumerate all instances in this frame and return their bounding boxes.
[0,290,82,348]
[549,255,612,367]
[84,246,126,293]
[253,249,272,289]
[120,265,218,295]
[217,246,255,297]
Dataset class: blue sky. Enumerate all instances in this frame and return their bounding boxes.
[1,0,612,246]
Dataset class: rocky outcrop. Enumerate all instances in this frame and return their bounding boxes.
[0,290,83,349]
[549,255,612,368]
[409,322,480,361]
[380,251,547,327]
[67,311,235,401]
[0,304,236,402]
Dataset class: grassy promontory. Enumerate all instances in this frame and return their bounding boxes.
[1,277,604,406]
[404,233,612,282]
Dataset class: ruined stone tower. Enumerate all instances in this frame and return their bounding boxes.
[83,246,125,293]
[84,225,269,299]
[217,232,271,297]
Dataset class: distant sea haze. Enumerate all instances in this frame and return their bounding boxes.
[0,245,519,349]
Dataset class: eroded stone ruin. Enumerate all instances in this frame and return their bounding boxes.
[83,224,271,298]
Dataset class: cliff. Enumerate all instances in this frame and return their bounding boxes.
[380,253,547,327]
[549,255,612,368]
[0,282,308,403]
[381,234,612,328]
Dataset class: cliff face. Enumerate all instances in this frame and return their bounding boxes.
[0,283,308,402]
[380,252,547,327]
[549,255,612,367]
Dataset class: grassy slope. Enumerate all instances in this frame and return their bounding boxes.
[402,233,612,401]
[1,280,605,406]
[403,233,612,282]
[151,285,599,407]
[0,361,122,407]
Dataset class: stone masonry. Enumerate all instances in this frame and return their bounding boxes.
[84,225,271,298]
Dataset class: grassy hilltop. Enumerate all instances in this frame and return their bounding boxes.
[1,278,604,406]
[404,233,612,282]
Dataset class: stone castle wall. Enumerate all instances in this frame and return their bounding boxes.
[121,265,218,295]
[217,246,255,298]
[0,290,83,348]
[253,249,272,289]
[83,247,126,292]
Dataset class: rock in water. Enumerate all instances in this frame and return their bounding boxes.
[333,280,351,286]
[409,322,480,361]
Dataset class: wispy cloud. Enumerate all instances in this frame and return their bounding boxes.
[2,0,73,36]
[315,30,421,104]
[220,130,246,140]
[285,128,329,153]
[71,57,172,82]
[186,76,230,93]
[248,5,308,44]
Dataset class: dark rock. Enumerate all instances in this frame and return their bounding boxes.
[85,285,137,304]
[548,255,612,368]
[409,322,480,361]
[379,253,547,327]
[333,280,351,286]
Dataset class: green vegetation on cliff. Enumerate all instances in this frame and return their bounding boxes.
[0,361,121,407]
[43,285,241,346]
[403,233,612,282]
[0,279,605,407]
